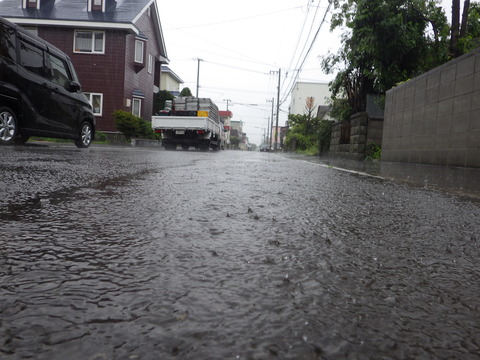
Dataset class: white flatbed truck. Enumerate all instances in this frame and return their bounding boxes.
[152,97,225,151]
[151,115,225,151]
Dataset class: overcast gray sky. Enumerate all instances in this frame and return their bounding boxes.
[156,0,456,145]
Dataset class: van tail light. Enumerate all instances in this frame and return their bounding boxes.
[197,130,205,134]
[155,129,162,133]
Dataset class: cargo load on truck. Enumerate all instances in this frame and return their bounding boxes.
[152,97,225,151]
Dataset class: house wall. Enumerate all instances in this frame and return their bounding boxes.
[289,82,330,116]
[128,6,160,121]
[160,73,180,92]
[39,4,161,132]
[382,47,480,167]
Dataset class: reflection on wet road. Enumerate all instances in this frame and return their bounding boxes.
[1,146,479,359]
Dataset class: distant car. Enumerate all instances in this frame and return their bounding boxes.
[0,16,95,148]
[260,144,270,152]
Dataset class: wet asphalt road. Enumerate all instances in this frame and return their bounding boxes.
[1,145,479,360]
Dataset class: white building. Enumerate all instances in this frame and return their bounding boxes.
[289,82,331,116]
[160,66,184,96]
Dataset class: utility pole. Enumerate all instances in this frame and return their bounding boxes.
[223,99,231,111]
[275,68,281,152]
[196,58,202,98]
[267,117,271,147]
[266,98,274,149]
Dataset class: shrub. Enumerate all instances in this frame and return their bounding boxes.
[318,120,332,155]
[296,145,319,156]
[365,142,382,160]
[112,110,155,140]
[285,129,317,152]
[94,131,107,142]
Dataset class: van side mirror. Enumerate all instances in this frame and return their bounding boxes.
[65,81,81,92]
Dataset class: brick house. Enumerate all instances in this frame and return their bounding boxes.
[218,110,232,146]
[0,0,169,133]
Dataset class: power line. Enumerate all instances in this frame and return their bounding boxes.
[284,3,312,74]
[164,25,276,69]
[169,6,303,30]
[203,60,271,75]
[279,0,332,105]
[281,0,323,98]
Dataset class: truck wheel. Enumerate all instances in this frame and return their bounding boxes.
[0,107,18,145]
[198,140,210,151]
[74,121,93,148]
[165,144,176,151]
[181,145,189,151]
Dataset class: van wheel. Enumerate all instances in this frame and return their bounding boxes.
[0,107,18,145]
[14,133,30,145]
[75,121,93,148]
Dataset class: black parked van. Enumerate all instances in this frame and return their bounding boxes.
[0,16,95,148]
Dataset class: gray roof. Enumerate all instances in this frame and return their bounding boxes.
[0,0,152,24]
[161,65,184,84]
[0,0,168,61]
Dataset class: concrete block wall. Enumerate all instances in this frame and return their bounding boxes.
[382,47,480,168]
[330,112,381,160]
[367,118,384,145]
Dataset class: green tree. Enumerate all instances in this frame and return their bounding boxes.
[285,113,322,152]
[284,97,333,154]
[323,0,451,120]
[153,90,174,114]
[180,87,193,97]
[455,1,480,54]
[450,0,471,56]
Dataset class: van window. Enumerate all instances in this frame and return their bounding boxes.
[47,53,72,87]
[0,22,16,62]
[19,39,45,77]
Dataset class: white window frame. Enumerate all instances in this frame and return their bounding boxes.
[84,92,103,116]
[88,0,105,11]
[93,0,102,9]
[74,30,105,54]
[147,54,153,74]
[132,98,142,117]
[134,40,145,64]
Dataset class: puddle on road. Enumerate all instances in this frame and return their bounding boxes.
[1,150,479,359]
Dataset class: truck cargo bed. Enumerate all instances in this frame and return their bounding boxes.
[151,115,225,151]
